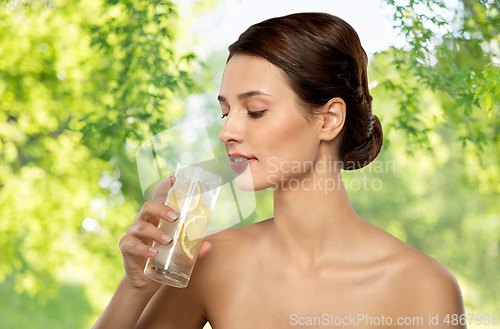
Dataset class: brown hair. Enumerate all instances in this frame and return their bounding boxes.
[227,12,383,170]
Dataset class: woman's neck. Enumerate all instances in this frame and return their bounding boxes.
[268,167,365,270]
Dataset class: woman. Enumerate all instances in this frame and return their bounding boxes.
[94,13,466,328]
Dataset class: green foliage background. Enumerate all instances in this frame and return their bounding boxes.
[0,0,498,327]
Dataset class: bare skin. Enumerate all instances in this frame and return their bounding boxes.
[93,54,465,329]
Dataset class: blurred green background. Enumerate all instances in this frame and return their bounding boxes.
[0,0,499,328]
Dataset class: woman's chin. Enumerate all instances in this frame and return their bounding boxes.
[234,172,256,191]
[233,170,271,192]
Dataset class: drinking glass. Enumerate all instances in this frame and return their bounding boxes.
[144,163,222,288]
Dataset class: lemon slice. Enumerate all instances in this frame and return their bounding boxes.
[180,214,209,259]
[200,202,211,218]
[173,181,202,213]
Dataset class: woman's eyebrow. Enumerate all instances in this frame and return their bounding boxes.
[217,90,271,103]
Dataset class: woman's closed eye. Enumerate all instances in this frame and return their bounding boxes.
[220,110,267,119]
[248,110,266,118]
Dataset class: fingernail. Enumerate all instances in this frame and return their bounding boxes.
[149,247,158,254]
[167,211,179,222]
[161,234,173,244]
[164,175,176,184]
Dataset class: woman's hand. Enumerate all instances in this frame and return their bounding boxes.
[118,175,212,290]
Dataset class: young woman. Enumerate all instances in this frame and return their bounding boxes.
[93,13,466,328]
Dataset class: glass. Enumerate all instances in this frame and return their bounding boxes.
[144,163,222,288]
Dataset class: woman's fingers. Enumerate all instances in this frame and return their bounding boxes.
[136,175,178,226]
[122,225,212,259]
[120,235,159,258]
[152,175,176,203]
[134,200,179,225]
[126,222,173,245]
[125,223,213,256]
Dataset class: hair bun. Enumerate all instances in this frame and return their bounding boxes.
[341,114,383,170]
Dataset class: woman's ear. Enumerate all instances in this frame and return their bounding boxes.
[319,97,346,141]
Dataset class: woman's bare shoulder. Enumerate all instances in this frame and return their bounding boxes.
[202,217,271,258]
[205,216,272,243]
[376,228,465,316]
[194,218,272,274]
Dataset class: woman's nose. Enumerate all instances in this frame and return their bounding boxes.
[219,111,244,145]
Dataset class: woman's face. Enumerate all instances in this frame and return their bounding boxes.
[218,54,323,191]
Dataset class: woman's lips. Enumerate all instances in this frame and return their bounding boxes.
[230,157,256,170]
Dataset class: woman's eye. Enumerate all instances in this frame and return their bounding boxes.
[248,110,266,118]
[221,111,266,119]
